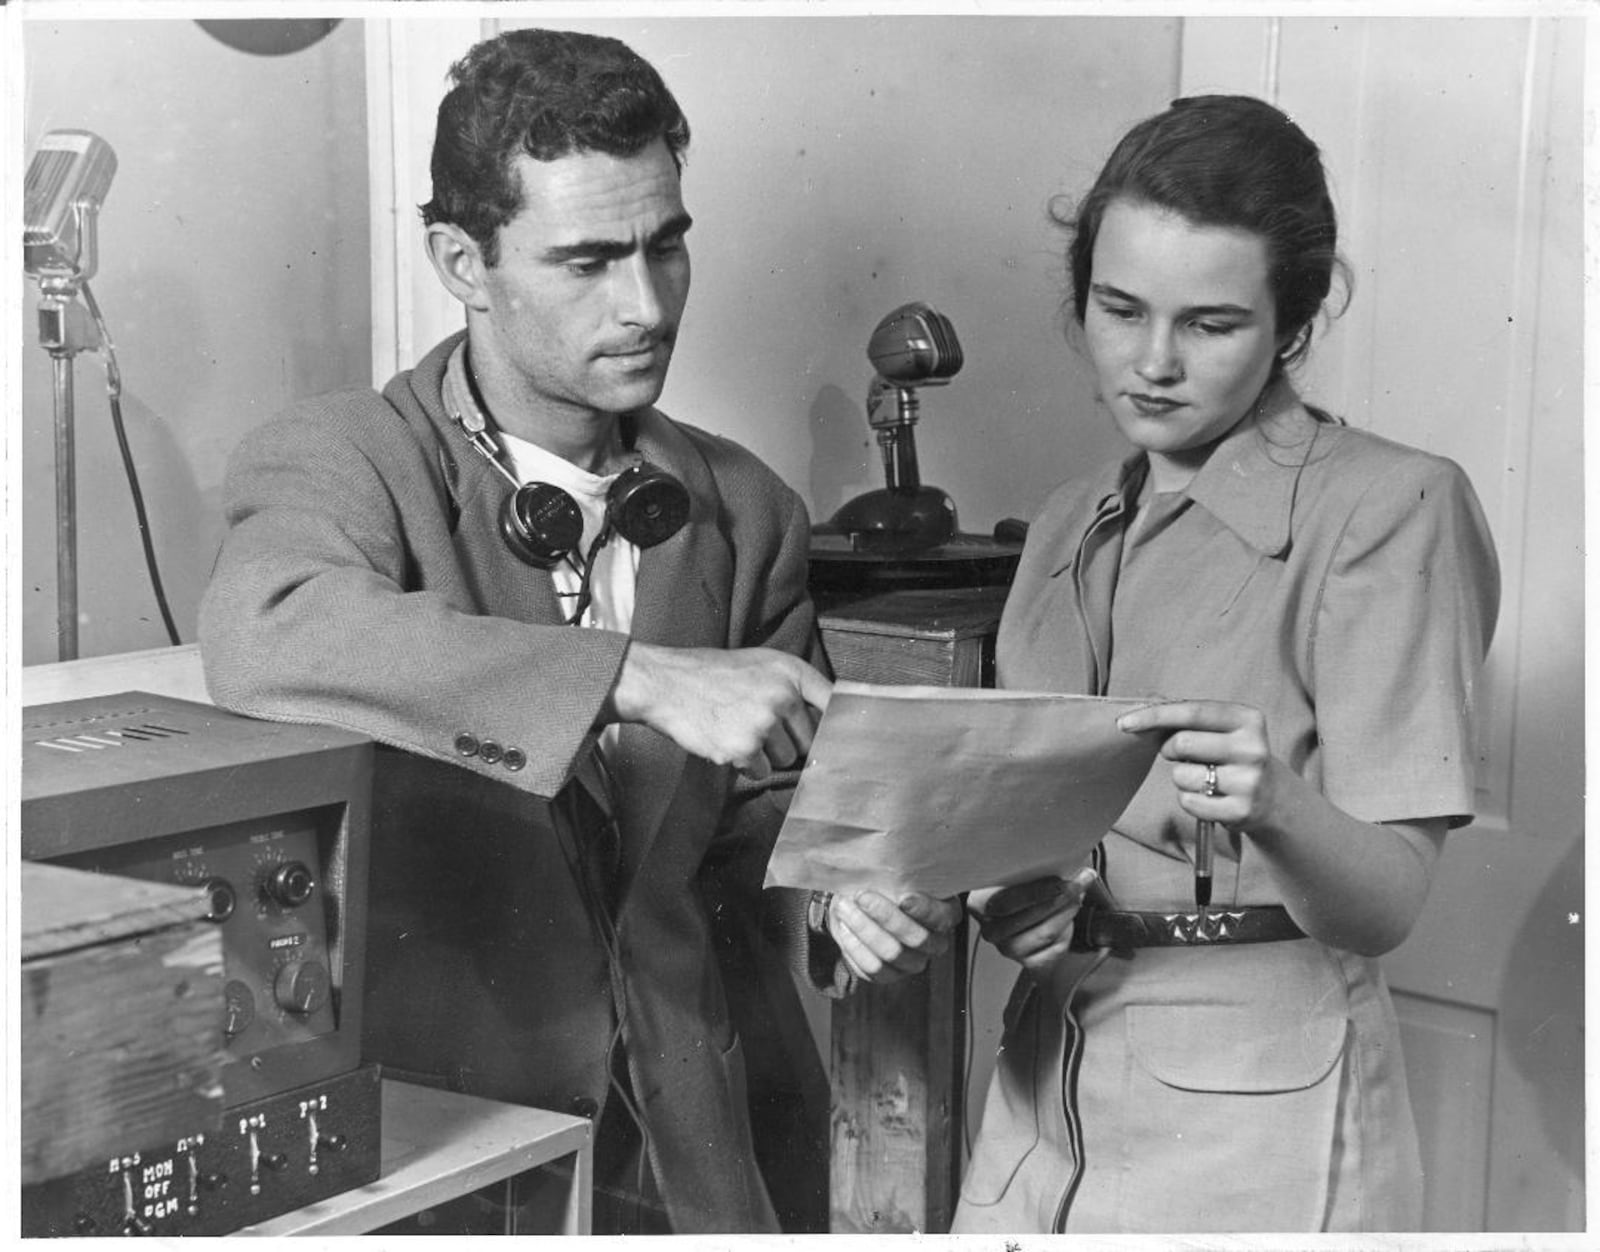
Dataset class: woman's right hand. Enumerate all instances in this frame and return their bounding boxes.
[967,866,1098,976]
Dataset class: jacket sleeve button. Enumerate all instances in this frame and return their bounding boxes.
[478,740,503,764]
[503,747,527,771]
[570,1095,599,1119]
[454,733,480,757]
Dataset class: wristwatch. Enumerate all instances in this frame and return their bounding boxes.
[807,890,835,936]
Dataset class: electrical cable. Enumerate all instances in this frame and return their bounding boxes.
[80,279,181,646]
[588,749,655,1225]
[963,917,981,1160]
[556,524,615,626]
[551,760,655,1230]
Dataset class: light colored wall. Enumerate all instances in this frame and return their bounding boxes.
[19,17,370,664]
[398,14,1180,536]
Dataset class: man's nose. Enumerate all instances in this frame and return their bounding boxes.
[615,254,666,329]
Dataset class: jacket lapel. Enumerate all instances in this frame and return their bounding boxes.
[610,411,731,870]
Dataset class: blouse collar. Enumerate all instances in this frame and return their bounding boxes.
[1183,381,1324,558]
[1082,381,1323,559]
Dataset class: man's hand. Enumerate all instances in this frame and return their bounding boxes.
[605,642,832,777]
[968,867,1096,977]
[827,890,963,984]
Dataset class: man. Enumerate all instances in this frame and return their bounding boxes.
[198,27,959,1235]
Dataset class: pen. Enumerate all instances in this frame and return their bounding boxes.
[1194,820,1214,910]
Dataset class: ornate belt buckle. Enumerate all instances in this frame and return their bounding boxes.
[1164,908,1248,944]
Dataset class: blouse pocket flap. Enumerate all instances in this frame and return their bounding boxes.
[1127,1003,1347,1094]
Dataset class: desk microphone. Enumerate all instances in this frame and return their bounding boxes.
[24,130,117,281]
[866,301,963,385]
[826,302,963,552]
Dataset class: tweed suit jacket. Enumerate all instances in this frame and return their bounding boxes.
[198,331,831,1233]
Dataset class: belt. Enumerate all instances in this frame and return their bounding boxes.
[1070,904,1306,952]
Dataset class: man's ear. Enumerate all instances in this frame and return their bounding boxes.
[425,222,492,312]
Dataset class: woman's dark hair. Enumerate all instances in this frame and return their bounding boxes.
[1058,95,1347,379]
[421,28,690,266]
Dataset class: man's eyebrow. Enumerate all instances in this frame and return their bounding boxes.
[1090,281,1255,318]
[541,212,694,265]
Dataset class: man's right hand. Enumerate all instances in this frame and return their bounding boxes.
[604,641,832,777]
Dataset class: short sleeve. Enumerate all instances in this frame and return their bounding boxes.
[1310,455,1500,827]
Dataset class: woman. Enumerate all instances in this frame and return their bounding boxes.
[952,96,1499,1234]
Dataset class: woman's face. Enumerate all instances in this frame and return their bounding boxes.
[1083,197,1286,487]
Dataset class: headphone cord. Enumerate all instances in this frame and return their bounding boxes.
[560,525,614,626]
[552,771,654,1224]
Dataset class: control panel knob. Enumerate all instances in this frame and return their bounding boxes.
[202,877,236,922]
[265,860,316,908]
[224,980,257,1038]
[261,1151,289,1172]
[273,959,331,1014]
[122,1215,154,1236]
[317,1133,348,1154]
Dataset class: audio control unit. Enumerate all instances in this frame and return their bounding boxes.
[21,691,379,1236]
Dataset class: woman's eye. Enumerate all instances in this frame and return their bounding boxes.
[1099,304,1139,322]
[1191,320,1237,336]
[567,260,605,278]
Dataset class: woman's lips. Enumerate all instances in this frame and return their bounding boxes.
[1126,392,1184,417]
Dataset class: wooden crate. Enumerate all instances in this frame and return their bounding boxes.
[21,862,227,1185]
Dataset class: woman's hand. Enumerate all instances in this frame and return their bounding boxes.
[1115,699,1284,832]
[968,867,1097,977]
[827,890,963,984]
[1115,698,1447,956]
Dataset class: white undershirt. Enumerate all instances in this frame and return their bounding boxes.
[498,432,639,764]
[496,431,640,635]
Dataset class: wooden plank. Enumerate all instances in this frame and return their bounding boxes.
[827,919,966,1234]
[818,585,1011,641]
[21,861,212,961]
[21,863,226,1185]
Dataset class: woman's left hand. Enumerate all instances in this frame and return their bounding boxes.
[1116,699,1281,831]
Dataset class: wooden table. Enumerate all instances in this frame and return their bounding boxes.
[816,584,1009,1235]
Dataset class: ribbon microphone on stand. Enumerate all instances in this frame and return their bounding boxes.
[811,302,1023,594]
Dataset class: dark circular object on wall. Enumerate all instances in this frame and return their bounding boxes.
[197,20,343,57]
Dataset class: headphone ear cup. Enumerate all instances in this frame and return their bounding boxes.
[501,481,583,568]
[608,464,691,549]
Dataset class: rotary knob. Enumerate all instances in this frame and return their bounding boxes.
[203,878,236,922]
[273,959,331,1014]
[223,980,257,1038]
[264,861,315,909]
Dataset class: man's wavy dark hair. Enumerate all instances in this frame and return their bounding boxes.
[421,28,690,266]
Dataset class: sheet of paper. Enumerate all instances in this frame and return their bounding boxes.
[765,681,1160,899]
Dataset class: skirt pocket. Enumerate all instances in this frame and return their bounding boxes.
[1116,1002,1349,1231]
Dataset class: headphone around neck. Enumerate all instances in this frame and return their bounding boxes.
[442,343,691,574]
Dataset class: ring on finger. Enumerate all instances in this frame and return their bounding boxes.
[1204,763,1219,797]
